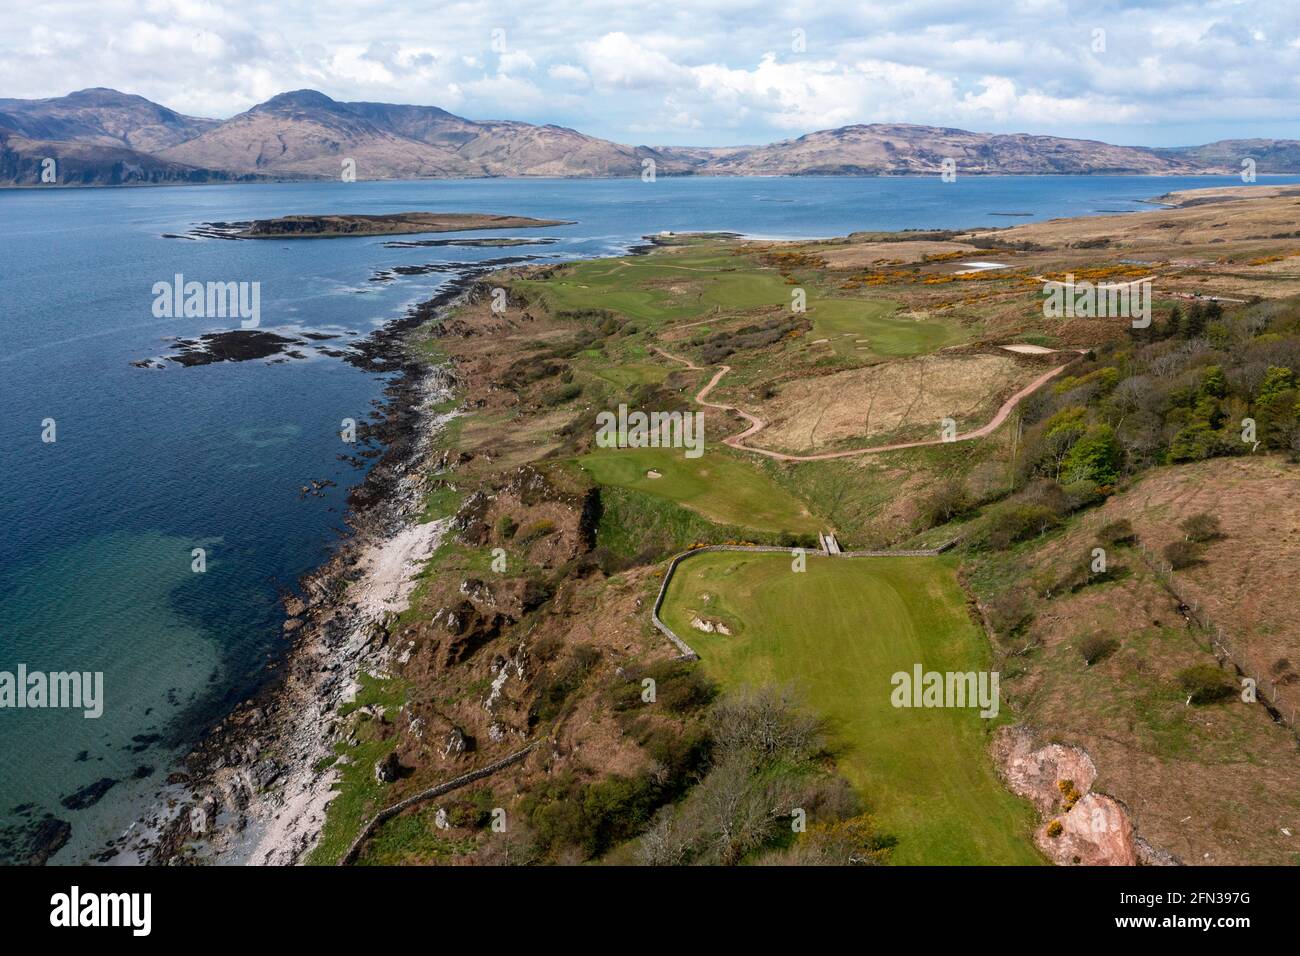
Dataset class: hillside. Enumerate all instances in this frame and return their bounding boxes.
[0,127,253,186]
[694,124,1203,176]
[0,87,217,152]
[5,87,1300,185]
[157,89,684,180]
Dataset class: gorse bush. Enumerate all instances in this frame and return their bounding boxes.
[1077,633,1118,666]
[1177,664,1235,705]
[1180,512,1223,543]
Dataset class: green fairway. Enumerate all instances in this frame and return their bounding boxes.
[807,296,966,358]
[514,247,963,359]
[516,251,780,327]
[660,551,1042,865]
[574,446,822,535]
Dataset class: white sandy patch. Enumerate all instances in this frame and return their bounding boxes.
[1000,343,1057,354]
[229,516,450,866]
[350,519,446,619]
[956,261,1009,274]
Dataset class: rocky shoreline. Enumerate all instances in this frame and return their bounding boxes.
[99,275,477,866]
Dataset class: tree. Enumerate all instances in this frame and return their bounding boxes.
[1168,420,1220,462]
[1166,305,1182,338]
[1183,302,1207,338]
[1061,424,1122,485]
[1200,365,1226,399]
[1256,366,1295,403]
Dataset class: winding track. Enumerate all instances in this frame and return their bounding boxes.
[652,345,1087,462]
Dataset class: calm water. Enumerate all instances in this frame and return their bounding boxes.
[1,174,1294,862]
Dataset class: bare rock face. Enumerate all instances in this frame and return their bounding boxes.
[998,731,1097,816]
[374,751,401,784]
[994,726,1147,866]
[1048,792,1137,866]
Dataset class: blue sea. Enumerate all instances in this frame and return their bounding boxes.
[1,174,1295,862]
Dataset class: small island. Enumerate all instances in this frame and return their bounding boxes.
[237,211,571,239]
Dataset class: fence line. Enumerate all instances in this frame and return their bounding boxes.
[1133,539,1297,734]
[338,740,539,865]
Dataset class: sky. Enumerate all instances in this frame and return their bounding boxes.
[6,0,1300,147]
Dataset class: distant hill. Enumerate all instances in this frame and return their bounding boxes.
[1156,138,1300,175]
[3,87,1299,186]
[156,89,685,180]
[0,127,253,187]
[687,124,1205,176]
[0,87,218,152]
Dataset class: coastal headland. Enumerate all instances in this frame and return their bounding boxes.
[119,186,1300,867]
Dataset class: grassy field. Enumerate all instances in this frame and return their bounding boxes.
[660,551,1041,865]
[574,446,823,535]
[513,247,963,360]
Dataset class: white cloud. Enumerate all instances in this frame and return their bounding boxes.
[1,0,1299,144]
[580,32,693,89]
[548,63,589,87]
[497,50,536,74]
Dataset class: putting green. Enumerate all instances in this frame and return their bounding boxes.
[575,446,821,535]
[808,297,966,358]
[660,551,1041,865]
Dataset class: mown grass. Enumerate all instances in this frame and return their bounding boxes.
[660,551,1042,865]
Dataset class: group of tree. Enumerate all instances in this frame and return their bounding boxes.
[1016,295,1300,489]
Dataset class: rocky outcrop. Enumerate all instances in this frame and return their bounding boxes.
[994,726,1165,866]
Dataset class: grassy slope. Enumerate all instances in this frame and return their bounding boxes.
[574,446,823,535]
[660,551,1041,865]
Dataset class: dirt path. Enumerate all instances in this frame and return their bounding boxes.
[653,346,1084,462]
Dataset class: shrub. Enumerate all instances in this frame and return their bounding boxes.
[972,503,1061,551]
[1057,779,1082,811]
[611,660,717,715]
[915,477,969,530]
[1096,518,1135,545]
[1179,512,1222,543]
[517,518,557,543]
[540,382,583,406]
[1177,664,1235,704]
[529,645,600,726]
[1046,819,1064,838]
[1077,633,1118,666]
[497,515,518,540]
[986,587,1035,640]
[1163,539,1201,569]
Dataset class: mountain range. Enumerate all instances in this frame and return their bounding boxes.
[3,87,1299,186]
